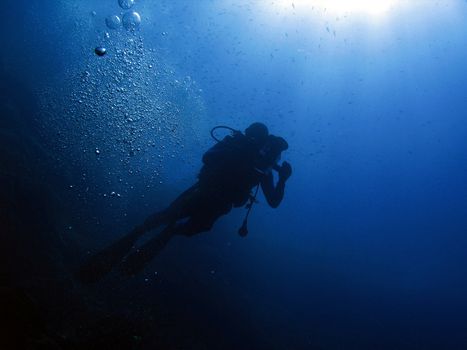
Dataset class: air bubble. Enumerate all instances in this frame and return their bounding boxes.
[119,0,135,10]
[95,47,107,56]
[122,11,141,31]
[106,15,121,29]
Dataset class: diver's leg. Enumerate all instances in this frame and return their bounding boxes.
[77,211,175,283]
[119,217,211,276]
[119,224,175,276]
[171,201,232,237]
[76,185,200,282]
[171,219,212,237]
[118,211,226,276]
[142,184,200,231]
[76,224,146,283]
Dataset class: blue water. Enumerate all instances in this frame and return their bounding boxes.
[1,1,467,349]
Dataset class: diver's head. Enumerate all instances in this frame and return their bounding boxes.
[257,135,288,170]
[245,122,269,146]
[267,135,288,163]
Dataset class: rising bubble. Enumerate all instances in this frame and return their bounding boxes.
[94,47,107,56]
[118,0,135,10]
[106,15,121,30]
[122,11,141,31]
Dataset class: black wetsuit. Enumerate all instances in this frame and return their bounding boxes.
[144,133,266,235]
[76,132,289,281]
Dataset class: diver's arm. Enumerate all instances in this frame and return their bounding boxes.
[261,162,291,208]
[261,172,285,208]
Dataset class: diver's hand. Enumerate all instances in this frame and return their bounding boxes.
[278,161,292,182]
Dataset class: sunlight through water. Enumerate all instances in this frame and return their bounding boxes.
[273,0,401,16]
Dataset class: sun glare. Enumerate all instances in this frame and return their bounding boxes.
[276,0,399,16]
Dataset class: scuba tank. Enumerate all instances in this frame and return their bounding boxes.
[210,125,282,237]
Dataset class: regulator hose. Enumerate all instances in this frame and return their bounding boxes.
[210,125,240,143]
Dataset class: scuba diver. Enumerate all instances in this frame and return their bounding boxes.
[77,122,292,282]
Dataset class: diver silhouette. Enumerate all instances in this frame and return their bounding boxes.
[77,122,292,282]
